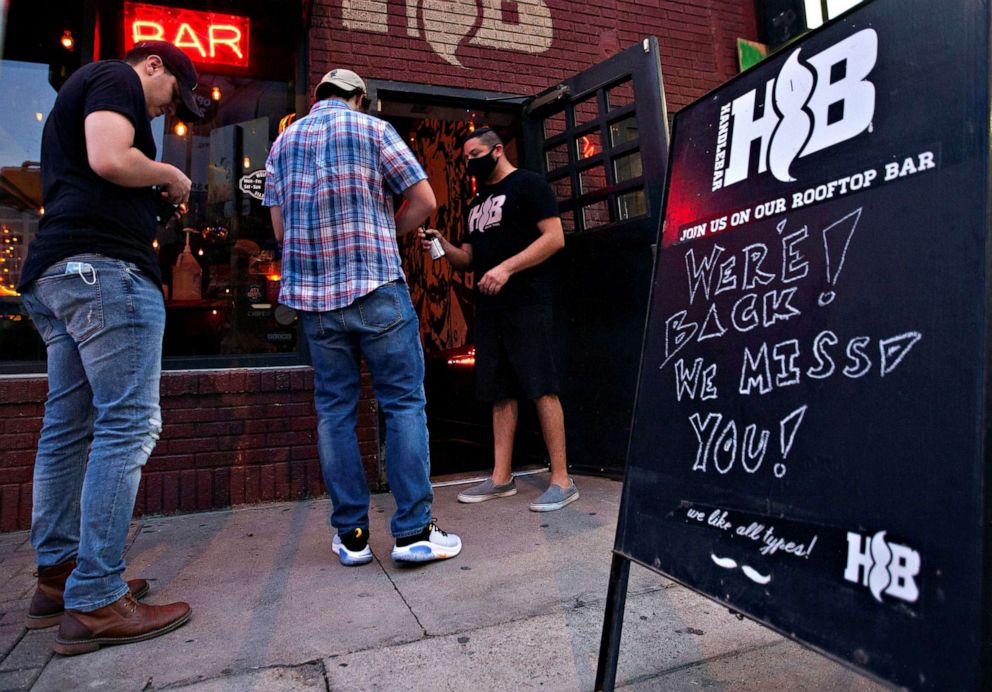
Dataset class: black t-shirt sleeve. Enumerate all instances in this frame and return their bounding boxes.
[522,173,559,226]
[83,63,142,128]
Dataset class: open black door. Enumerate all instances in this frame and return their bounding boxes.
[521,38,669,476]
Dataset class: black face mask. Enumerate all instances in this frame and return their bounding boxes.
[466,148,498,180]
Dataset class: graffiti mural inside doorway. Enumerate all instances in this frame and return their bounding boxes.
[401,119,476,353]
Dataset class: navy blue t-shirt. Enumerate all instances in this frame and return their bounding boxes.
[467,169,559,314]
[18,60,161,290]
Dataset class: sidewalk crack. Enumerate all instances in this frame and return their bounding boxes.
[375,554,427,637]
[318,657,332,692]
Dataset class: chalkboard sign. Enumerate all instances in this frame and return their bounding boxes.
[608,1,992,689]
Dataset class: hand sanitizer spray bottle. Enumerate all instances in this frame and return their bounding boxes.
[172,227,202,300]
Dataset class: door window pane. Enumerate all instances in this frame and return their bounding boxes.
[550,176,572,202]
[573,96,599,127]
[609,116,638,147]
[617,189,647,221]
[575,131,601,160]
[579,165,607,196]
[606,80,635,111]
[545,140,570,172]
[613,151,643,183]
[581,200,611,230]
[560,209,576,235]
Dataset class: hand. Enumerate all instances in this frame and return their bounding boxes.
[418,227,443,252]
[158,190,187,222]
[163,166,192,206]
[478,264,511,295]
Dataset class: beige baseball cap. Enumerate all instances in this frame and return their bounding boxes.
[314,69,367,99]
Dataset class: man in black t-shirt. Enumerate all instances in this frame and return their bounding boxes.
[17,41,200,655]
[421,128,579,511]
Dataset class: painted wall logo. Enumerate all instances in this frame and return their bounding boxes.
[712,29,878,192]
[843,530,920,604]
[336,0,553,68]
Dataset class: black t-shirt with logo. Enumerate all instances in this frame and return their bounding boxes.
[18,60,162,290]
[467,169,559,314]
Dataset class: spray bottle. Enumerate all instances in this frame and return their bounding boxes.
[172,227,202,300]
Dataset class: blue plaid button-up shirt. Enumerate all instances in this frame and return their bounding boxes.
[263,99,427,312]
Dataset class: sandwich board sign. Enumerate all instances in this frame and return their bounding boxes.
[597,1,992,689]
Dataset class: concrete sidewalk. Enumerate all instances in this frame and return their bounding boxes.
[0,474,887,691]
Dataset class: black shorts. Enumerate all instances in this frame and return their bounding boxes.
[474,305,560,402]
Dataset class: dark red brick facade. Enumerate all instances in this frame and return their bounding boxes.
[0,369,381,532]
[309,0,757,112]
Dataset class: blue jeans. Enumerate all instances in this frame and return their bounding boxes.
[22,254,164,611]
[302,280,433,539]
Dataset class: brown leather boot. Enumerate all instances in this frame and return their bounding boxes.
[54,593,191,656]
[26,560,151,630]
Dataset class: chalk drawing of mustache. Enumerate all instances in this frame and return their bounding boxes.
[711,554,772,585]
[341,0,553,68]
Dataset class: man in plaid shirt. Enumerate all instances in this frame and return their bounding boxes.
[264,68,462,566]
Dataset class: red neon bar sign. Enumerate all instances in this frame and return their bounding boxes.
[123,2,250,68]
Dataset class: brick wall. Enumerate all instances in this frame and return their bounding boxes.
[0,367,381,532]
[310,0,758,113]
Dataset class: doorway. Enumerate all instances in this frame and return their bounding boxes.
[369,37,669,479]
[369,81,540,476]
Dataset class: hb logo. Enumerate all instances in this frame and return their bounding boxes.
[339,0,553,68]
[843,530,920,604]
[468,194,506,234]
[713,29,878,191]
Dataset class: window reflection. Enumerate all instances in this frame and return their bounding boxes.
[0,63,299,367]
[0,60,53,362]
[609,116,638,147]
[156,76,296,357]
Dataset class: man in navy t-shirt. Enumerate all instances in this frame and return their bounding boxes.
[421,128,579,512]
[18,40,201,655]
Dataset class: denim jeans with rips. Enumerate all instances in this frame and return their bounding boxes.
[301,280,434,539]
[22,254,164,612]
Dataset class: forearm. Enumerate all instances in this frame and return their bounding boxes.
[442,240,472,271]
[500,233,563,275]
[269,206,285,243]
[84,111,190,203]
[90,146,183,189]
[395,180,437,236]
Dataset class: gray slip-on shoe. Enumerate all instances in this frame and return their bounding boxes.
[457,478,518,503]
[528,480,579,512]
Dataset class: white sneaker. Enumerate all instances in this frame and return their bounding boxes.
[391,521,462,563]
[332,529,373,566]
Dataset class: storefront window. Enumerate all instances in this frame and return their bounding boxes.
[156,74,297,360]
[0,60,54,365]
[0,0,304,372]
